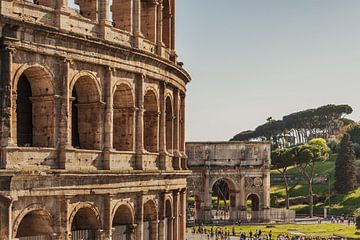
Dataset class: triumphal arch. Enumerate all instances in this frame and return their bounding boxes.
[186,142,273,223]
[0,0,190,239]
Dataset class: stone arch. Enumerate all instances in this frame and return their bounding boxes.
[70,73,102,150]
[144,89,159,153]
[165,96,173,153]
[13,207,54,239]
[13,65,56,148]
[113,83,135,151]
[111,0,132,32]
[140,0,157,42]
[246,193,260,211]
[143,199,158,240]
[111,203,135,240]
[162,0,173,48]
[210,177,237,220]
[69,203,102,239]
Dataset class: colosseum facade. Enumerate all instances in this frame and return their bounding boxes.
[0,0,190,239]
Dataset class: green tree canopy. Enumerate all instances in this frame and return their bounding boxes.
[231,104,353,148]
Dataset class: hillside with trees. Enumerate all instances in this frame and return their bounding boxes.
[231,104,353,148]
[233,104,360,216]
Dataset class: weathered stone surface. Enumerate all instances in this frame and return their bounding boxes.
[0,0,189,239]
[186,141,272,222]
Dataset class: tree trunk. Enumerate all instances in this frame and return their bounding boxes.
[309,180,314,218]
[283,174,290,209]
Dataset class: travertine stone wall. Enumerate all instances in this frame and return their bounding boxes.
[0,0,189,239]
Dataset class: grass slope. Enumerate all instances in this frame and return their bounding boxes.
[271,155,360,215]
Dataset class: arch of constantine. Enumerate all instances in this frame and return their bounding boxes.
[186,142,294,223]
[0,0,190,239]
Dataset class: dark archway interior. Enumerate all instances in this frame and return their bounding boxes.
[247,194,260,211]
[16,75,33,147]
[212,179,230,211]
[16,210,53,238]
[113,84,134,151]
[144,90,158,153]
[71,87,80,148]
[71,208,100,240]
[165,97,173,153]
[112,205,133,240]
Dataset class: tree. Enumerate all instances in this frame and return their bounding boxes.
[231,104,353,148]
[293,138,330,217]
[335,134,357,194]
[272,148,298,209]
[348,124,360,145]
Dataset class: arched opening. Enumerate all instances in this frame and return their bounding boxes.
[144,90,158,153]
[71,207,101,240]
[247,194,260,212]
[16,75,32,147]
[15,209,54,239]
[211,179,236,220]
[15,67,55,148]
[164,200,172,240]
[71,76,102,150]
[111,0,132,32]
[71,0,98,21]
[113,84,135,151]
[140,0,156,42]
[165,97,173,153]
[162,0,172,48]
[112,204,134,240]
[143,200,157,240]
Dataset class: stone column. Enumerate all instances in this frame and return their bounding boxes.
[0,46,14,149]
[135,74,145,169]
[55,0,69,29]
[156,0,164,55]
[0,46,14,169]
[99,0,111,38]
[262,172,270,209]
[180,94,187,169]
[203,170,212,222]
[135,194,144,240]
[173,191,180,240]
[172,88,181,169]
[230,190,241,221]
[158,194,166,240]
[103,67,114,170]
[103,195,112,239]
[179,189,186,240]
[58,58,72,169]
[159,82,166,169]
[133,0,142,48]
[239,173,247,221]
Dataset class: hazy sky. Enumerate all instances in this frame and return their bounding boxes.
[175,0,360,141]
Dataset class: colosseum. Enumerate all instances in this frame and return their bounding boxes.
[0,0,190,239]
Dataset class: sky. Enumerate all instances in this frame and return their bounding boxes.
[175,0,360,141]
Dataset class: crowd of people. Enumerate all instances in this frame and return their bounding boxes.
[188,225,349,240]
